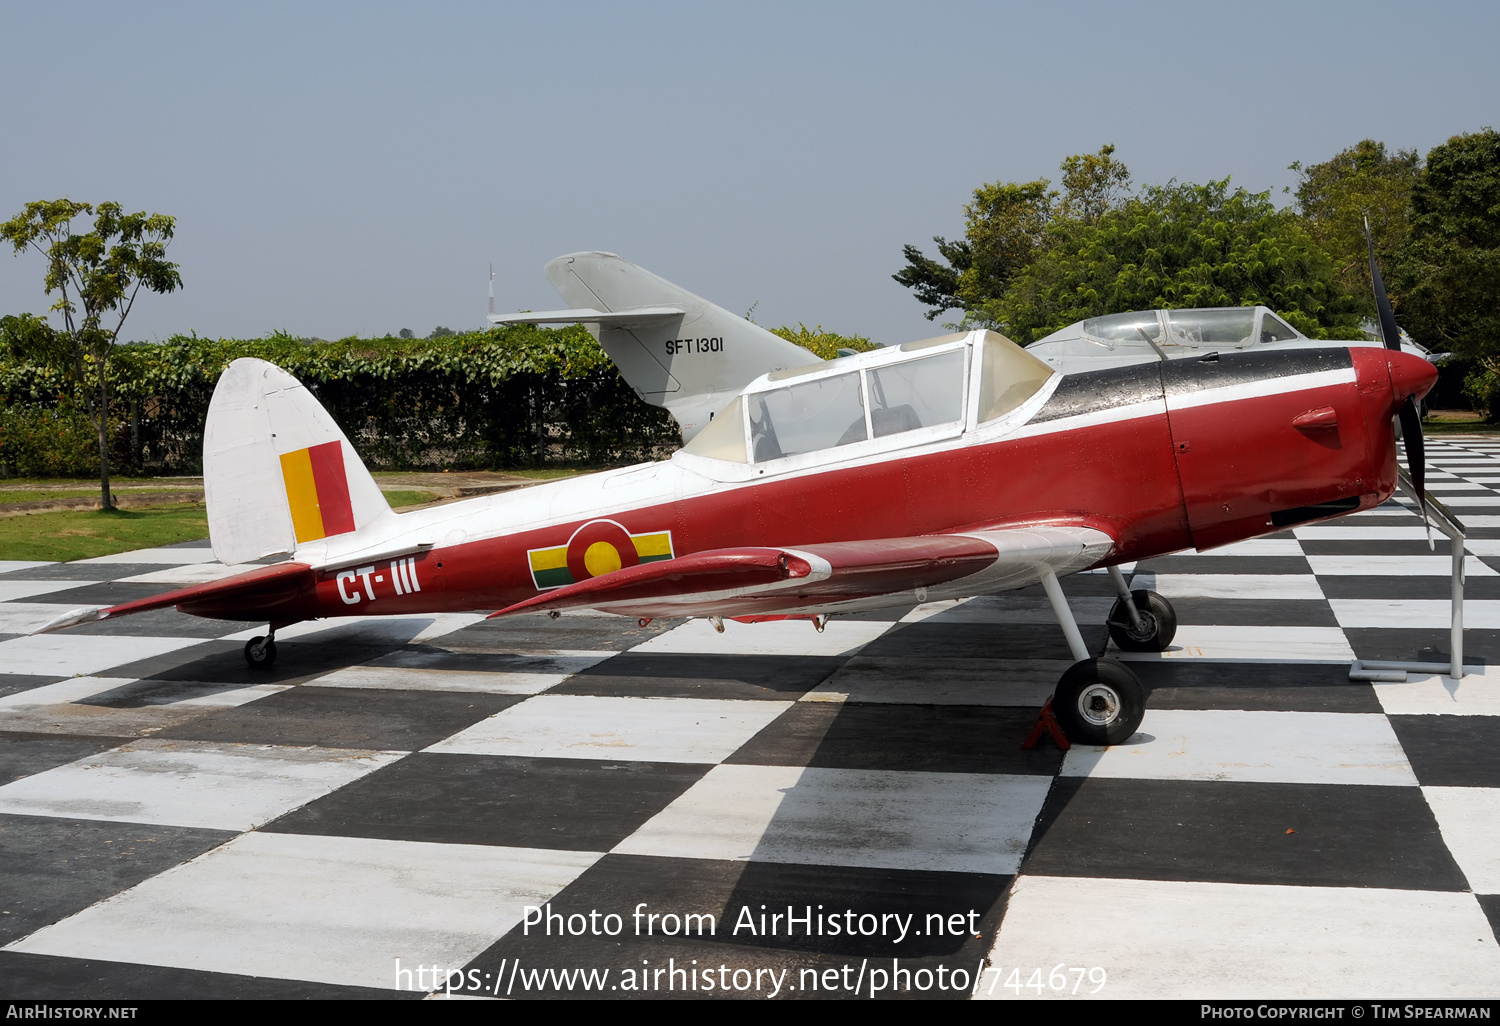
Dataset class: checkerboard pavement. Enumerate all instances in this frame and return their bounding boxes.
[3,438,1500,1000]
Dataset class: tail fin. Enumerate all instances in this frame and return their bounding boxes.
[491,252,818,439]
[203,358,390,565]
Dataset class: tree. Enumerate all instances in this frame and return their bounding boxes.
[1,200,181,508]
[985,180,1361,343]
[896,146,1365,344]
[1390,129,1500,361]
[894,146,1129,322]
[1290,139,1422,306]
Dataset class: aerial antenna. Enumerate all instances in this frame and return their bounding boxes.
[488,263,495,316]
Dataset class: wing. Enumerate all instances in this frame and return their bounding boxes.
[488,526,1115,620]
[31,561,316,635]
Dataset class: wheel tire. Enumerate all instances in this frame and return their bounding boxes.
[1053,659,1145,746]
[244,636,277,668]
[1107,589,1177,652]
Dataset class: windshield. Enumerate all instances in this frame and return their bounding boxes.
[1078,311,1165,345]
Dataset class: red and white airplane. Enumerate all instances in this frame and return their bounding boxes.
[35,247,1436,746]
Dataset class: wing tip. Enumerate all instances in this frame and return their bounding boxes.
[31,606,109,636]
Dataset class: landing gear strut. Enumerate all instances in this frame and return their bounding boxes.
[1105,565,1177,652]
[243,621,294,668]
[1037,569,1146,745]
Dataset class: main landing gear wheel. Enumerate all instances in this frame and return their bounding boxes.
[244,636,277,668]
[1053,659,1145,745]
[1107,589,1177,652]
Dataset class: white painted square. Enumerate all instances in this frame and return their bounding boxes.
[0,634,207,677]
[221,612,486,646]
[428,694,789,763]
[1331,599,1500,629]
[1418,495,1500,508]
[807,656,1066,706]
[5,831,600,992]
[1423,787,1500,893]
[0,579,101,602]
[1111,625,1354,663]
[117,562,265,585]
[1060,709,1416,786]
[312,651,614,696]
[982,876,1500,999]
[1128,573,1324,600]
[1292,525,1430,540]
[1191,538,1305,557]
[1459,515,1500,527]
[74,547,218,564]
[0,561,56,575]
[1305,554,1496,576]
[629,617,892,657]
[1459,539,1500,557]
[0,602,87,634]
[907,593,1113,625]
[614,763,1051,874]
[1374,667,1500,716]
[0,739,404,830]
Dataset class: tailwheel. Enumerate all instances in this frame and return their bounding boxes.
[244,635,278,668]
[1106,589,1177,652]
[1053,659,1145,745]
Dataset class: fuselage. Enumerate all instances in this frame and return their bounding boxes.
[181,340,1435,625]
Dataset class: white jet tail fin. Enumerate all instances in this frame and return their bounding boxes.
[491,252,819,439]
[203,358,391,565]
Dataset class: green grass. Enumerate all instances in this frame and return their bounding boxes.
[1422,421,1500,434]
[505,468,592,480]
[0,489,109,504]
[382,489,441,509]
[0,504,209,561]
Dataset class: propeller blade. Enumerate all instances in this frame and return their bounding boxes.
[1367,218,1431,545]
[1365,217,1402,352]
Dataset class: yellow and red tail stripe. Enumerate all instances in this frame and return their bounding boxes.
[279,440,356,543]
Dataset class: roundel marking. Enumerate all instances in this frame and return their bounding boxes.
[565,519,640,583]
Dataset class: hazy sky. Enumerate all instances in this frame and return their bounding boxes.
[2,1,1496,345]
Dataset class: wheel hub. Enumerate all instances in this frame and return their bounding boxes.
[1126,610,1158,643]
[1077,684,1121,726]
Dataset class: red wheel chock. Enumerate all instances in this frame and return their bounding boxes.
[1022,696,1071,751]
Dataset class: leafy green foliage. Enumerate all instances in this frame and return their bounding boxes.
[1390,129,1500,362]
[988,180,1363,343]
[768,324,879,359]
[1291,140,1422,305]
[1,200,181,506]
[897,145,1377,344]
[0,325,680,476]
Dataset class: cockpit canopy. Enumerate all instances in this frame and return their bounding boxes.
[1036,306,1303,354]
[680,329,1053,466]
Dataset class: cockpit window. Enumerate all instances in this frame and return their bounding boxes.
[977,330,1054,423]
[867,350,966,438]
[1259,313,1299,343]
[1078,311,1165,345]
[1166,309,1256,346]
[750,371,866,461]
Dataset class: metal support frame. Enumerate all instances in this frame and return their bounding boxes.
[1107,565,1145,632]
[1040,569,1092,663]
[1349,470,1471,682]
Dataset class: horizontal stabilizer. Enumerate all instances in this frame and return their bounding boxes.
[488,306,685,326]
[31,562,315,635]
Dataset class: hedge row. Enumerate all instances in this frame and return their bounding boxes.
[0,326,682,477]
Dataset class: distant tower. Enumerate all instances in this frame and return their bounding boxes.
[488,263,495,316]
